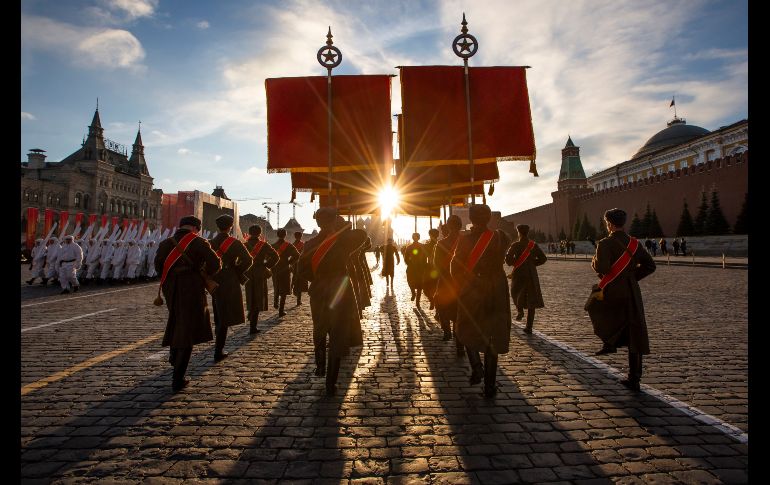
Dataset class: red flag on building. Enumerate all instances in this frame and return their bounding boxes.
[74,212,84,228]
[26,207,39,250]
[43,209,56,237]
[121,218,130,234]
[101,214,108,228]
[111,216,119,229]
[89,214,98,227]
[266,75,393,176]
[399,66,536,166]
[58,211,70,236]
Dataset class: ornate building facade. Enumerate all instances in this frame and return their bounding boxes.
[21,108,163,237]
[502,117,748,238]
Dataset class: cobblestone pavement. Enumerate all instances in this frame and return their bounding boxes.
[20,257,749,483]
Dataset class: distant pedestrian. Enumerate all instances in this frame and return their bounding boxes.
[659,238,668,256]
[505,224,547,334]
[672,238,680,256]
[680,238,688,256]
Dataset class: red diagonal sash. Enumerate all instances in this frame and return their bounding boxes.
[467,230,495,272]
[311,233,340,273]
[215,236,236,259]
[277,241,290,256]
[513,240,536,270]
[249,240,266,258]
[294,240,305,252]
[598,237,639,290]
[159,232,198,286]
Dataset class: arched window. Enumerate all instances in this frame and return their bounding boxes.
[100,200,105,214]
[24,189,30,201]
[47,193,53,205]
[74,193,82,208]
[33,192,39,203]
[83,194,90,210]
[110,199,115,213]
[55,194,61,207]
[141,202,148,218]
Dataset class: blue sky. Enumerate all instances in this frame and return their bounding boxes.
[21,0,748,237]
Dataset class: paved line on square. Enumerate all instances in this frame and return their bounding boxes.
[21,284,155,308]
[21,308,118,333]
[21,332,164,396]
[515,323,749,444]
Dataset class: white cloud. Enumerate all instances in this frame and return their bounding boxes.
[197,20,210,30]
[21,112,36,121]
[104,0,157,21]
[21,15,146,72]
[214,155,222,162]
[177,148,191,155]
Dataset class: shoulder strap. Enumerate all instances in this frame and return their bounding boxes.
[215,236,237,259]
[598,237,639,290]
[467,230,495,272]
[159,233,198,286]
[249,240,266,258]
[513,240,536,269]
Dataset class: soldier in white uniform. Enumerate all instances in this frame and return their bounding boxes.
[125,240,143,282]
[99,240,116,284]
[145,240,159,279]
[26,239,47,285]
[111,240,127,283]
[44,237,61,286]
[76,239,89,280]
[84,239,103,284]
[58,235,84,294]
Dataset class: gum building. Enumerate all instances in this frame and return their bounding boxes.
[21,107,163,234]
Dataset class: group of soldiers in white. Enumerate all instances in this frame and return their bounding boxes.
[25,221,222,294]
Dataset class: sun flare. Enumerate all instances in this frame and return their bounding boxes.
[378,185,400,219]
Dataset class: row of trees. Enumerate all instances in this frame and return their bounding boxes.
[675,190,746,236]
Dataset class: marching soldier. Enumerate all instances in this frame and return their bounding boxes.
[505,224,547,334]
[209,214,252,362]
[99,240,115,284]
[422,228,440,310]
[434,216,464,354]
[589,208,656,391]
[154,215,221,392]
[381,238,400,290]
[58,235,83,294]
[451,204,512,398]
[291,231,308,306]
[244,225,279,334]
[111,240,127,284]
[296,207,367,396]
[403,233,427,305]
[26,239,47,285]
[44,236,61,286]
[271,228,300,317]
[125,240,143,283]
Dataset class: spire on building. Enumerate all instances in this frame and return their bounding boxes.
[82,106,105,160]
[129,122,148,174]
[558,136,587,187]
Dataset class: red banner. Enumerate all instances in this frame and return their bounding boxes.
[101,214,108,228]
[399,66,535,166]
[59,211,69,234]
[74,212,84,228]
[111,216,119,229]
[43,209,55,237]
[266,75,393,174]
[89,214,98,226]
[26,207,39,250]
[121,218,130,234]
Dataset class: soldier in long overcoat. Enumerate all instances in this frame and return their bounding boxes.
[505,224,547,334]
[271,228,300,317]
[433,216,464,355]
[297,208,367,396]
[451,204,511,398]
[403,233,428,305]
[422,228,440,310]
[291,231,308,306]
[381,238,400,289]
[209,214,252,361]
[244,225,279,334]
[154,215,221,392]
[590,208,656,391]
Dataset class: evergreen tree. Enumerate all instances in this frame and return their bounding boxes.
[694,191,709,235]
[578,213,597,240]
[572,216,582,240]
[641,203,653,237]
[547,233,554,243]
[558,227,566,241]
[629,213,643,237]
[705,190,731,235]
[676,200,695,237]
[649,209,664,237]
[733,193,748,234]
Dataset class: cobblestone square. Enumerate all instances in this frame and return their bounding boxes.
[20,256,748,483]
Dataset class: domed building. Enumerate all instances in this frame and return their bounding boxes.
[502,114,748,241]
